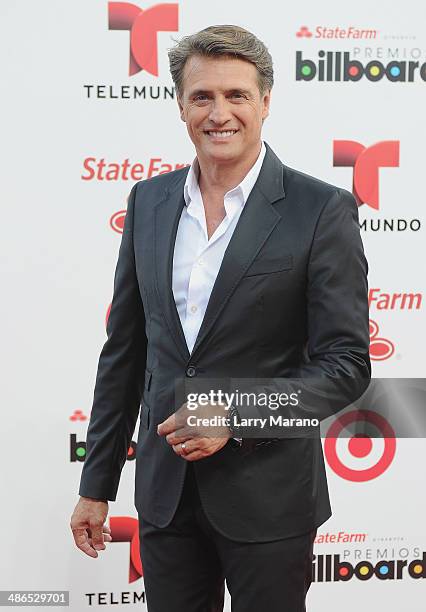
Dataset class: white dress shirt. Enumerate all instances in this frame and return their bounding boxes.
[172,141,266,355]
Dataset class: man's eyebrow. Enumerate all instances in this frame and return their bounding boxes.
[188,89,210,97]
[188,88,252,97]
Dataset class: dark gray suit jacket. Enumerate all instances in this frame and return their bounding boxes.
[79,142,371,542]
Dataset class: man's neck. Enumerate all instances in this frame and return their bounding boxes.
[196,141,262,196]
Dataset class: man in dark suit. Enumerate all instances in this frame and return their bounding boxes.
[71,25,370,611]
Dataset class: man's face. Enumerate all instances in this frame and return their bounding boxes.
[177,54,270,165]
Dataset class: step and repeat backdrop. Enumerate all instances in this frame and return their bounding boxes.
[1,0,425,610]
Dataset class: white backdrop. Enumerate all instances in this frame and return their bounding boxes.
[1,0,425,610]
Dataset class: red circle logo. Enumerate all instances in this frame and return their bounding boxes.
[324,409,396,482]
[110,210,127,234]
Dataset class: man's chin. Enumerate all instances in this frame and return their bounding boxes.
[201,145,242,164]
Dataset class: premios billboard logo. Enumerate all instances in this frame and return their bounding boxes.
[70,404,136,463]
[312,551,426,581]
[70,434,137,462]
[295,24,426,82]
[296,51,426,82]
[296,50,426,83]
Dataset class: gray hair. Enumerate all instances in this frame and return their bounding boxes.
[168,25,274,98]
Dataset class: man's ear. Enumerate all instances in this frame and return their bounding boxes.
[261,89,271,121]
[177,96,186,122]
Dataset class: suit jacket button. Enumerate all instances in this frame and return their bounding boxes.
[186,366,196,377]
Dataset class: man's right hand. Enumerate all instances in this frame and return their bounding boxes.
[70,497,111,558]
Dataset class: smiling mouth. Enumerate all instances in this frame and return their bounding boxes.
[204,130,238,139]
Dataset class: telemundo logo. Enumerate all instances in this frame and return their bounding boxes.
[296,51,426,82]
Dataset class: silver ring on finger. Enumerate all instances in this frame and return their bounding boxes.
[181,442,187,454]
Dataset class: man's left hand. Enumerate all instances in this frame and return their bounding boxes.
[157,401,231,461]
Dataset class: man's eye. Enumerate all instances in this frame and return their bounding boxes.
[194,95,209,102]
[231,93,245,99]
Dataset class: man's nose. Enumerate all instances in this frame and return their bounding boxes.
[208,96,232,124]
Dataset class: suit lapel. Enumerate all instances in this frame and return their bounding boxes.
[154,171,192,362]
[191,144,285,360]
[153,142,286,363]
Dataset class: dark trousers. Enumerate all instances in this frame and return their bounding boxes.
[138,462,316,612]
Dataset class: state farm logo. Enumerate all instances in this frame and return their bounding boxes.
[296,26,313,38]
[324,409,396,482]
[108,2,178,76]
[369,319,395,361]
[295,25,378,40]
[369,288,422,311]
[81,156,189,182]
[333,140,399,210]
[69,409,87,422]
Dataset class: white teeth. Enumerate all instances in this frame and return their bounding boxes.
[207,130,236,138]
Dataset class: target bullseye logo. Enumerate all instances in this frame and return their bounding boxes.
[110,210,127,233]
[324,409,396,482]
